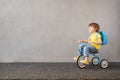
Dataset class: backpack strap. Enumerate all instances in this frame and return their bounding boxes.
[96,33,99,38]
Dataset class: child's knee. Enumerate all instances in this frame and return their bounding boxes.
[84,46,90,50]
[79,43,87,48]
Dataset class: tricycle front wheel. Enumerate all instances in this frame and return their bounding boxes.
[77,55,87,69]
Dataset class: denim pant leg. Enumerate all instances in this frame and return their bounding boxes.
[78,42,88,54]
[83,44,98,57]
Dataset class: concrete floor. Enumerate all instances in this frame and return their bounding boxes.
[0,62,120,80]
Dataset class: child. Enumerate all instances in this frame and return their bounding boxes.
[74,23,102,65]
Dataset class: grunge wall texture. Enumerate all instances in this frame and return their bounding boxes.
[0,0,120,62]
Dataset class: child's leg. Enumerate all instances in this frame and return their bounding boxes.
[74,42,87,61]
[80,45,90,65]
[80,44,98,65]
[78,42,87,55]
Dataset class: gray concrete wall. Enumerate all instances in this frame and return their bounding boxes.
[0,0,120,62]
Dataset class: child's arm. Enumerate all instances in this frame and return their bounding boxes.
[77,40,88,43]
[88,38,102,45]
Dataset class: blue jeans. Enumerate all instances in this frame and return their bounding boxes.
[78,42,98,57]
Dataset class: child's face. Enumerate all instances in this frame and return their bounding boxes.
[88,26,96,33]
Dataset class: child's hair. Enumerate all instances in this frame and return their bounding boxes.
[88,23,100,32]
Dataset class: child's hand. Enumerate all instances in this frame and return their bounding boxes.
[88,40,91,43]
[83,40,88,43]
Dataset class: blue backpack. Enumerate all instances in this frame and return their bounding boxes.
[98,31,108,45]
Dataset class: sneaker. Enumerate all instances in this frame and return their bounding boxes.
[80,59,89,65]
[74,56,79,61]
